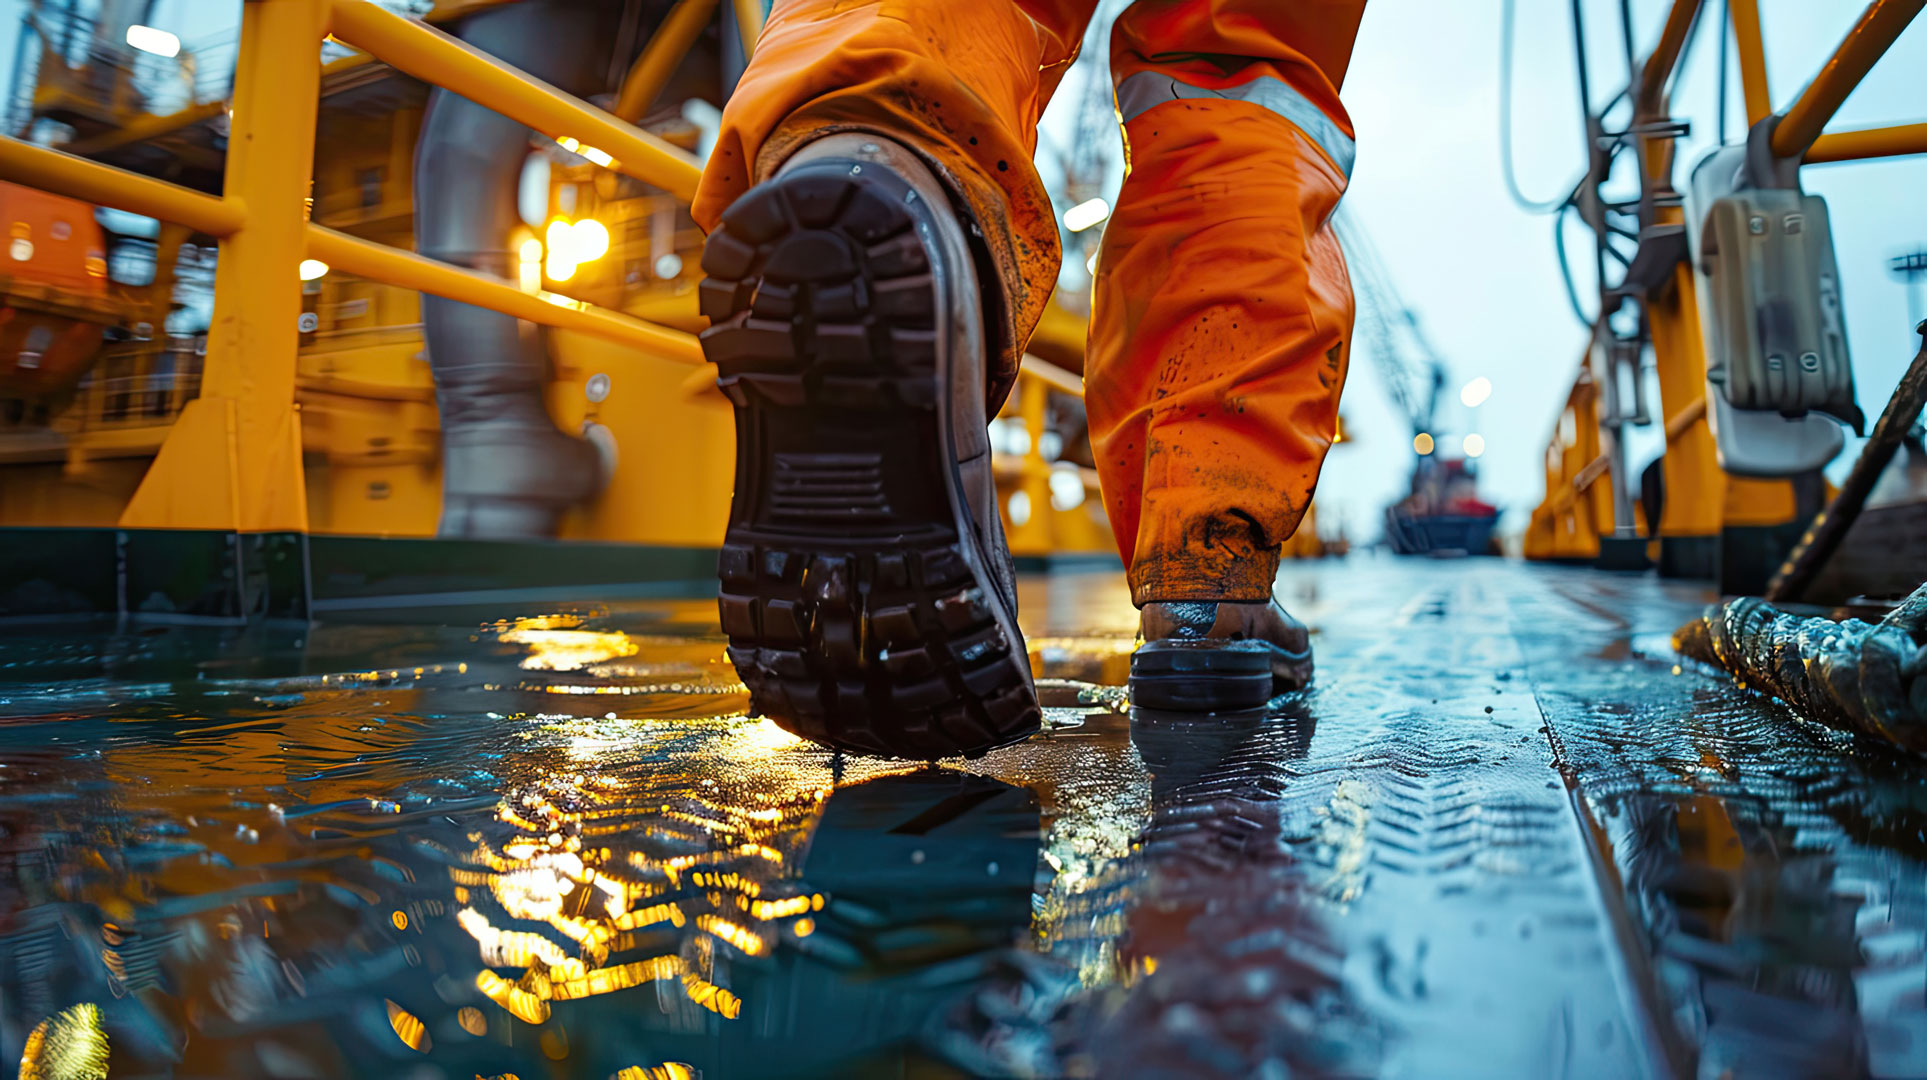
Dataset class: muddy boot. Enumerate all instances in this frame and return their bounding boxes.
[1130,600,1314,711]
[699,134,1040,760]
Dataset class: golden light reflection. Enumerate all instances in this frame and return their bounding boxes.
[616,1065,695,1080]
[499,628,640,672]
[453,715,874,1030]
[457,1007,487,1036]
[385,1000,431,1052]
[18,1003,108,1080]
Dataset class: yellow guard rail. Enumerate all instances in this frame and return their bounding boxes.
[0,0,705,534]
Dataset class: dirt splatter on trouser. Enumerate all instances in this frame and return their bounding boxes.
[693,0,1364,605]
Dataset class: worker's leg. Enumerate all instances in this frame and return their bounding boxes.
[696,0,1098,757]
[694,0,1099,386]
[1088,0,1364,607]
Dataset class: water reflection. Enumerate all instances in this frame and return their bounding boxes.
[0,614,1056,1078]
[1071,707,1381,1079]
[7,559,1927,1078]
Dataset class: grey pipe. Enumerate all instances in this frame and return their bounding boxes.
[414,0,623,539]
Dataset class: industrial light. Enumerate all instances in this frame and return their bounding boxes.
[1049,464,1086,512]
[1464,432,1486,458]
[543,217,612,282]
[1063,197,1110,233]
[298,259,328,281]
[1414,432,1435,456]
[1459,376,1492,408]
[1007,490,1032,527]
[125,24,181,58]
[570,219,610,261]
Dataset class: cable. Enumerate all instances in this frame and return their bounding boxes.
[1554,203,1594,326]
[1499,0,1577,213]
[1716,0,1729,145]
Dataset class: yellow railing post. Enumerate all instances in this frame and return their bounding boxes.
[120,0,328,533]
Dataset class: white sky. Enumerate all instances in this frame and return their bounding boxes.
[4,0,1924,542]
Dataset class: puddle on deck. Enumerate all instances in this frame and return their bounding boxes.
[1,560,1923,1079]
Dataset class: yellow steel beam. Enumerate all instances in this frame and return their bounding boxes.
[328,0,703,202]
[1771,0,1925,159]
[0,136,246,237]
[1636,0,1704,118]
[1806,121,1927,163]
[614,0,719,123]
[306,224,704,365]
[1727,0,1773,125]
[123,0,329,533]
[731,0,765,59]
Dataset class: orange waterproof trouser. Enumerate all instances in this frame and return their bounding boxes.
[694,0,1364,604]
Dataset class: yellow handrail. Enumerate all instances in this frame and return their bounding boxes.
[1726,0,1773,126]
[1770,0,1925,159]
[1635,0,1703,119]
[0,137,246,237]
[614,0,720,123]
[327,0,703,202]
[1806,121,1927,164]
[305,225,703,364]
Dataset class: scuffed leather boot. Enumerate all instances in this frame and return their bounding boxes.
[1131,599,1314,711]
[700,133,1039,760]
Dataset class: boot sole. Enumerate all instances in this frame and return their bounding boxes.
[699,167,1041,760]
[1129,639,1311,711]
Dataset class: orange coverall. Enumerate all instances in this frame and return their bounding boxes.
[693,0,1365,605]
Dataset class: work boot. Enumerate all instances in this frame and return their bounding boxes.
[699,133,1040,760]
[1130,600,1314,711]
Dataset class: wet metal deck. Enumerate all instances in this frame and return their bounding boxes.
[0,559,1920,1078]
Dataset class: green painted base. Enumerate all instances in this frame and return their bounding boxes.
[0,528,719,624]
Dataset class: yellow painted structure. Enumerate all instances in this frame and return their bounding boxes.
[1525,0,1924,567]
[0,0,1118,561]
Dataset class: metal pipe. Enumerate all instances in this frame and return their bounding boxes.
[1765,323,1927,602]
[0,136,246,236]
[327,0,702,201]
[306,225,703,364]
[1770,0,1925,159]
[412,0,630,540]
[1806,122,1927,164]
[613,0,718,123]
[1726,0,1772,124]
[1635,0,1703,119]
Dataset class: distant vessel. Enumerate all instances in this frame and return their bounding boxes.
[1385,455,1500,556]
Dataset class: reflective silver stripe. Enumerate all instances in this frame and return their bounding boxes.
[1114,71,1355,178]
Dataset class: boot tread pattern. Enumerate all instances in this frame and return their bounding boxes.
[700,171,1041,760]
